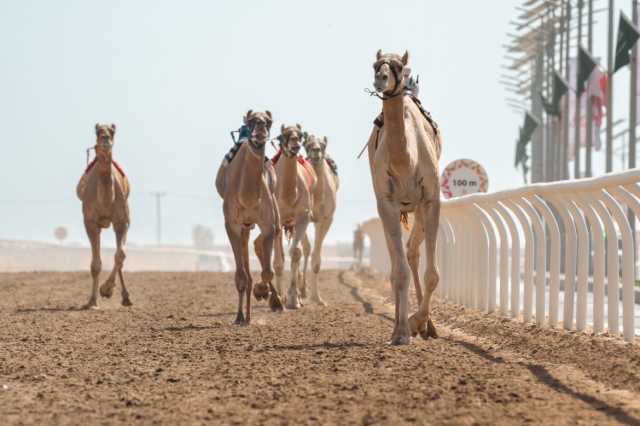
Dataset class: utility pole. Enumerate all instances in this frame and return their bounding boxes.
[575,0,584,179]
[606,0,615,173]
[151,191,167,246]
[585,0,595,177]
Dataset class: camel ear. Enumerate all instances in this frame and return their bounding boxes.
[95,123,100,135]
[323,136,328,147]
[265,110,272,120]
[245,109,253,122]
[110,123,116,134]
[376,49,382,60]
[281,124,286,134]
[296,123,302,131]
[402,50,409,65]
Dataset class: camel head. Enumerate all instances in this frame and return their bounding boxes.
[373,50,411,97]
[302,133,328,165]
[278,124,303,157]
[94,123,116,170]
[95,123,116,149]
[244,110,273,148]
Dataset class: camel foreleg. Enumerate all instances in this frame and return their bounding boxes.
[83,221,101,309]
[377,198,411,345]
[225,222,250,325]
[309,218,332,306]
[300,233,311,299]
[285,215,310,309]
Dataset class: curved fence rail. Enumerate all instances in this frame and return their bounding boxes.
[436,169,640,342]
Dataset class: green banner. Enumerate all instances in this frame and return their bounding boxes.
[614,12,640,73]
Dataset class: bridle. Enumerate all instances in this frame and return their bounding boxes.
[279,131,302,158]
[373,59,406,100]
[246,118,271,151]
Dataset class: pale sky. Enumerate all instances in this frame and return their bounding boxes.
[1,0,634,246]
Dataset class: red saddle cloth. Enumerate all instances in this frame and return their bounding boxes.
[271,150,315,190]
[84,158,126,177]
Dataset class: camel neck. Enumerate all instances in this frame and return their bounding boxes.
[312,159,327,194]
[238,143,265,208]
[382,95,410,170]
[280,154,298,206]
[96,155,115,205]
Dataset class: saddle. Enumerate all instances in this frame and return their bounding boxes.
[272,149,316,190]
[325,156,338,176]
[223,141,269,165]
[84,158,126,177]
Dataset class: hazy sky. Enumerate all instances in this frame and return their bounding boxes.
[1,0,635,246]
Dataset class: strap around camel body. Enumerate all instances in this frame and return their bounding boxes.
[373,95,439,136]
[84,158,126,177]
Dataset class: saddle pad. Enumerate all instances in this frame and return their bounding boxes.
[85,158,126,177]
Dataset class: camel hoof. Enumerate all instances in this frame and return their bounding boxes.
[269,293,284,312]
[99,280,115,299]
[253,283,270,301]
[421,319,438,340]
[408,313,424,337]
[234,311,246,325]
[81,302,98,310]
[285,289,301,310]
[389,334,411,346]
[300,286,307,299]
[310,296,327,306]
[121,297,133,307]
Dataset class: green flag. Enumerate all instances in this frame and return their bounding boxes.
[541,71,569,116]
[577,46,597,94]
[614,12,640,73]
[515,111,539,168]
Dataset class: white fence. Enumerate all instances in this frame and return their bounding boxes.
[436,169,640,343]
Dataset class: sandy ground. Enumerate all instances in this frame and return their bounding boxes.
[1,270,640,425]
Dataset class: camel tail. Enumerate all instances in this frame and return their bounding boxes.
[400,212,410,231]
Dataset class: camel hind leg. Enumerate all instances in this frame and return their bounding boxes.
[410,199,440,340]
[83,221,101,309]
[406,209,425,306]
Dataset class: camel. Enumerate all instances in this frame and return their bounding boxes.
[76,123,132,309]
[272,124,317,309]
[215,110,283,324]
[367,50,442,345]
[300,134,339,305]
[353,224,365,269]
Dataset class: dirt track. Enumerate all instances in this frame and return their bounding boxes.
[1,270,640,425]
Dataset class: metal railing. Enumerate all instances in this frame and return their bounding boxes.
[436,169,640,342]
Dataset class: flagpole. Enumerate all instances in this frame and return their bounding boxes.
[630,0,638,265]
[606,0,615,173]
[630,0,638,173]
[585,0,594,177]
[575,0,584,179]
[563,1,572,179]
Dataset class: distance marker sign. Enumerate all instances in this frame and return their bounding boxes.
[440,159,489,199]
